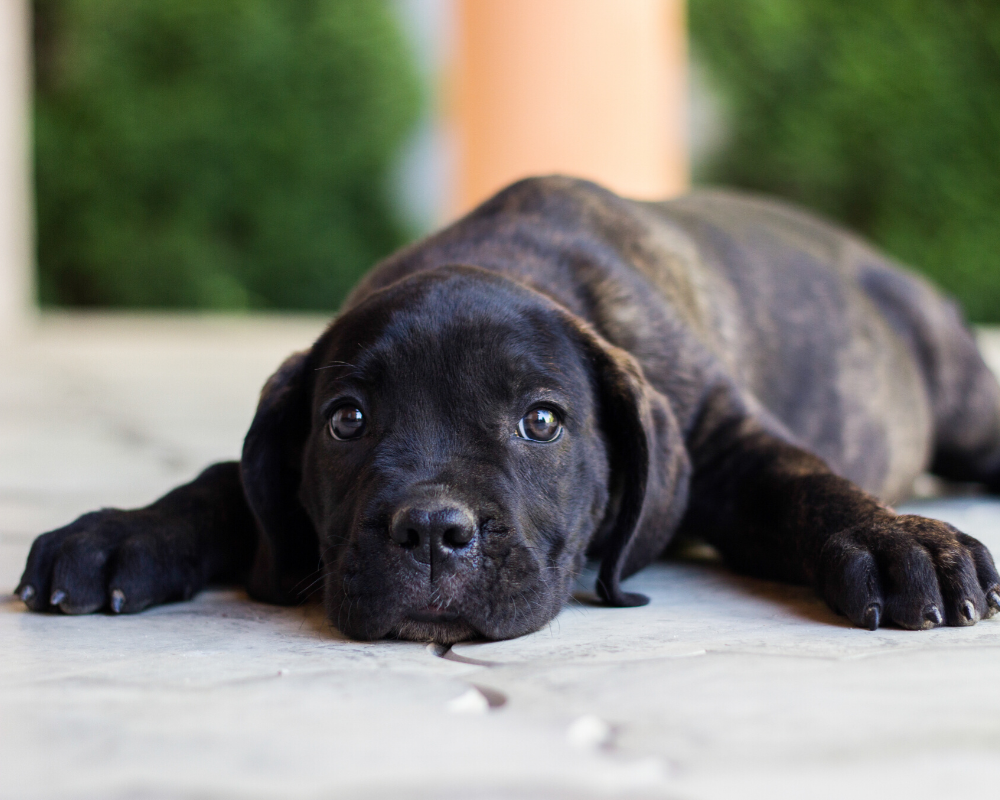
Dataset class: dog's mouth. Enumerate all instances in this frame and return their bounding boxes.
[393,605,479,643]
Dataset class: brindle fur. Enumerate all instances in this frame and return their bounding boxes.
[17,177,1000,639]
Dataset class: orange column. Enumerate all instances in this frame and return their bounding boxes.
[450,0,687,217]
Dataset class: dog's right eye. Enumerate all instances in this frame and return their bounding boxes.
[329,405,366,440]
[517,407,563,442]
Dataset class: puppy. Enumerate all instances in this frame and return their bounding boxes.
[16,177,1000,642]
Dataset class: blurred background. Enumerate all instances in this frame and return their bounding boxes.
[2,0,1000,320]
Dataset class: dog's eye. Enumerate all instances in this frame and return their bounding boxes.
[517,407,562,442]
[329,405,365,440]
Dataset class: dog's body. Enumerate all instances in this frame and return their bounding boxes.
[18,177,1000,640]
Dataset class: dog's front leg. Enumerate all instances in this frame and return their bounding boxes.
[683,415,1000,629]
[16,462,258,614]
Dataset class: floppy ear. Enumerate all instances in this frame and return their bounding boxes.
[568,320,692,607]
[240,350,320,604]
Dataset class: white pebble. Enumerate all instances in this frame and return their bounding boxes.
[446,687,489,714]
[566,714,612,749]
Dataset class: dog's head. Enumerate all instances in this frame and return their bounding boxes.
[241,266,689,642]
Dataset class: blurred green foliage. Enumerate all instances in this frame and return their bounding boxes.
[690,0,1000,321]
[33,0,421,309]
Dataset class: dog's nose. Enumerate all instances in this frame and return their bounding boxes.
[390,503,477,562]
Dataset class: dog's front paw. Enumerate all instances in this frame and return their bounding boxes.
[15,509,201,615]
[817,514,1000,630]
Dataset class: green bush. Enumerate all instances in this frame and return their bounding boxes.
[690,0,1000,321]
[34,0,421,309]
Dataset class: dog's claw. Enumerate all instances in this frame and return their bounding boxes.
[961,600,978,623]
[110,589,125,614]
[18,585,35,604]
[987,590,1000,613]
[50,590,66,607]
[863,603,881,631]
[923,605,943,628]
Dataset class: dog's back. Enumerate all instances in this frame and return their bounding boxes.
[653,188,1000,499]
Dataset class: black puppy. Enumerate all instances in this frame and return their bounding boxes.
[17,177,1000,642]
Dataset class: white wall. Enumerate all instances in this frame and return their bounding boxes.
[0,0,33,336]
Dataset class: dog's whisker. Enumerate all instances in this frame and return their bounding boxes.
[296,574,329,602]
[288,567,326,595]
[314,360,357,372]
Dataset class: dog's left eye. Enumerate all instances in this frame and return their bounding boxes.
[517,407,562,442]
[329,405,366,440]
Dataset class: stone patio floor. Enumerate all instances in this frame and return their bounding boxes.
[3,314,1000,800]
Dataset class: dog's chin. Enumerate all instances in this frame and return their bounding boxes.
[392,616,480,644]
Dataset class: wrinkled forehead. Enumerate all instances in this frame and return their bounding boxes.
[314,276,591,406]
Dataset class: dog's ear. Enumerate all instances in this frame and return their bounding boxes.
[566,319,692,607]
[240,350,319,604]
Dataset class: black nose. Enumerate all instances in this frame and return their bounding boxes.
[390,502,477,561]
